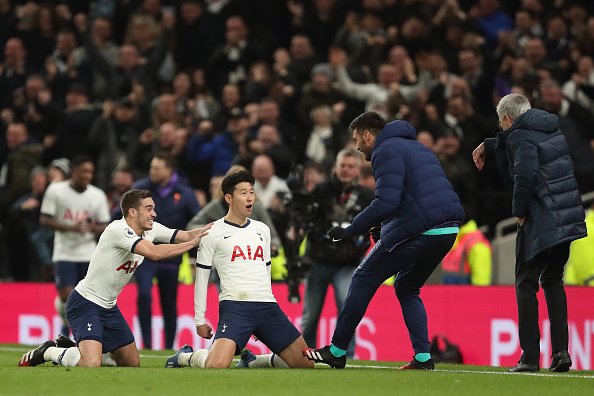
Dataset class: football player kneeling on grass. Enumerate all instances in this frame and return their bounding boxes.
[18,189,211,367]
[165,170,313,369]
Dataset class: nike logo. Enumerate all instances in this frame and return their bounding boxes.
[224,235,231,239]
[332,238,343,243]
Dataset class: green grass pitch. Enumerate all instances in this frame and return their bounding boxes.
[1,345,593,396]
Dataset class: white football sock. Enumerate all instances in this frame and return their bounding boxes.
[188,349,209,368]
[102,353,117,367]
[44,347,80,367]
[249,354,289,368]
[59,347,81,366]
[44,346,63,363]
[178,352,192,367]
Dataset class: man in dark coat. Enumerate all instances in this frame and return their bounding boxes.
[303,112,464,370]
[472,93,587,373]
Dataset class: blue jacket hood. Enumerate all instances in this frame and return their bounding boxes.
[512,108,559,135]
[374,120,417,149]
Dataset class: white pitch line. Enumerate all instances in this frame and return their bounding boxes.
[316,363,594,379]
[0,346,28,352]
[3,347,593,379]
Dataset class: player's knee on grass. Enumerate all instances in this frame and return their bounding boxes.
[117,357,140,367]
[78,354,102,367]
[279,337,314,368]
[205,354,233,368]
[78,340,103,367]
[293,355,315,369]
[112,344,140,367]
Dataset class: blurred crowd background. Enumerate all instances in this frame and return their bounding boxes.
[1,0,594,284]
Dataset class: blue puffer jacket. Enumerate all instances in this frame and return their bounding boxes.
[344,120,465,251]
[486,108,587,261]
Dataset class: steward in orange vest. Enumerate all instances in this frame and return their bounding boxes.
[442,220,492,285]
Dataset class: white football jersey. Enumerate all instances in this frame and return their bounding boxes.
[194,218,274,326]
[75,218,176,308]
[40,181,110,262]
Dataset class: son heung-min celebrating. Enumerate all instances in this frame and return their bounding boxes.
[18,189,211,368]
[165,170,313,369]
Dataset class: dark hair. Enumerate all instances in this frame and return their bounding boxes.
[153,152,177,170]
[349,111,386,136]
[121,189,152,217]
[71,155,94,169]
[221,170,254,196]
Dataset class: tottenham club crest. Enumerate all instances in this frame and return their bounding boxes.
[124,228,136,238]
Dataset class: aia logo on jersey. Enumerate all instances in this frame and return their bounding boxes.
[63,209,91,222]
[231,245,264,262]
[116,260,139,274]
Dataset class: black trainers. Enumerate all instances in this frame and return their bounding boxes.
[507,361,539,373]
[165,344,193,368]
[550,351,571,372]
[55,335,76,348]
[18,340,55,367]
[302,346,346,369]
[399,357,435,370]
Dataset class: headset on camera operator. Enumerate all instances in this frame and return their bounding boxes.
[301,148,373,358]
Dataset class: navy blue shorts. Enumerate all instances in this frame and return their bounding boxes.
[214,301,301,355]
[54,261,89,289]
[66,290,135,354]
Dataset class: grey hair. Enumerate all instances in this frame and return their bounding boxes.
[496,93,531,121]
[336,147,363,165]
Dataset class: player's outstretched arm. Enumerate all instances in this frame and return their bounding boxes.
[194,261,211,338]
[134,226,210,261]
[174,223,214,243]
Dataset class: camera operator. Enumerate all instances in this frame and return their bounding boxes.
[301,148,373,357]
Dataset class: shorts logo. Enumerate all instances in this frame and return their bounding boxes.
[222,324,227,333]
[87,323,92,332]
[124,228,136,238]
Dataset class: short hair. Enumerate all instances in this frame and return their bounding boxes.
[152,152,177,170]
[496,93,531,121]
[336,147,362,165]
[221,170,255,196]
[71,155,93,169]
[121,189,152,217]
[349,111,386,136]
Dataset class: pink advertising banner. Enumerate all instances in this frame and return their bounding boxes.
[1,283,593,369]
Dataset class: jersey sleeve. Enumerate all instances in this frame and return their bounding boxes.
[151,221,177,244]
[194,234,214,326]
[40,184,58,217]
[195,234,214,270]
[193,263,210,326]
[111,223,142,253]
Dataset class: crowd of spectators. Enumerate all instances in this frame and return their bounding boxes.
[1,0,594,282]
